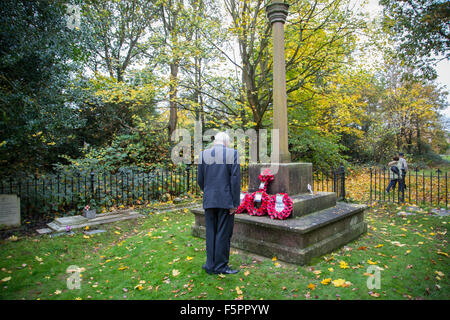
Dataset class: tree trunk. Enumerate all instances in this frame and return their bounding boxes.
[416,117,421,154]
[168,62,179,139]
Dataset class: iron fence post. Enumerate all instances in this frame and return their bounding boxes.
[186,166,191,193]
[340,164,346,201]
[90,171,95,202]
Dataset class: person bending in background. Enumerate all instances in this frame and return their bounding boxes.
[386,156,401,193]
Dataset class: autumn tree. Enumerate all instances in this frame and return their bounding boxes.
[380,0,450,79]
[381,64,448,155]
[219,0,366,162]
[80,0,158,81]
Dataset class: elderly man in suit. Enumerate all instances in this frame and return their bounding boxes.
[197,132,241,275]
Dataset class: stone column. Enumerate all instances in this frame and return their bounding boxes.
[266,0,291,163]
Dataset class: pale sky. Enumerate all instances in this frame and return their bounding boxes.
[435,59,450,118]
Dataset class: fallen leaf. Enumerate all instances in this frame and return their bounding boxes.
[332,279,347,287]
[437,251,448,257]
[435,271,444,277]
[172,269,180,277]
[307,283,316,290]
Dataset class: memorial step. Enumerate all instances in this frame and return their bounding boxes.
[290,192,336,218]
[191,202,367,265]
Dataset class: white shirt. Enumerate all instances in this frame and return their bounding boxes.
[398,157,408,171]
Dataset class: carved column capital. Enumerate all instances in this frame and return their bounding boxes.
[266,2,289,25]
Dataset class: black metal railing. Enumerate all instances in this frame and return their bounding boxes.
[7,162,446,222]
[368,167,448,208]
[0,165,250,220]
[312,165,346,201]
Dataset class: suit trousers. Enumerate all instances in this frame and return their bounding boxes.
[204,208,235,273]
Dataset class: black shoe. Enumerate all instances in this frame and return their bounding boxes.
[215,267,239,275]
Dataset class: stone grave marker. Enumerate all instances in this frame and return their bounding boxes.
[0,194,20,228]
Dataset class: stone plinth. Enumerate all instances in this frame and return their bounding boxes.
[248,163,312,195]
[191,202,367,265]
[192,159,366,265]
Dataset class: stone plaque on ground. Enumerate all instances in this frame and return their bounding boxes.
[47,209,143,232]
[432,208,450,216]
[0,194,20,228]
[84,229,106,235]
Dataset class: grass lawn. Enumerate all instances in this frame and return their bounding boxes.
[0,202,448,300]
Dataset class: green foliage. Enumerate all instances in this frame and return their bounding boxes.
[356,122,398,165]
[79,0,158,81]
[0,0,85,175]
[380,0,450,79]
[55,120,171,174]
[72,72,160,149]
[290,128,348,172]
[1,0,448,179]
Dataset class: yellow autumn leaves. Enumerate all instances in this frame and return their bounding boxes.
[308,261,353,289]
[331,279,352,288]
[314,277,351,288]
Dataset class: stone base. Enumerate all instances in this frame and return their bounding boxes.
[290,192,336,218]
[47,209,143,232]
[248,163,312,195]
[191,202,367,265]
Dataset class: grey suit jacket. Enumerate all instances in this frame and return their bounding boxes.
[197,144,241,209]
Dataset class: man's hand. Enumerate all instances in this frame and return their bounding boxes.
[229,207,237,215]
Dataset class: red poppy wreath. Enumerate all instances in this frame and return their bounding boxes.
[266,193,293,220]
[258,168,274,192]
[235,192,251,214]
[247,191,270,216]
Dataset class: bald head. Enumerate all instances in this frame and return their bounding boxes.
[214,132,230,147]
